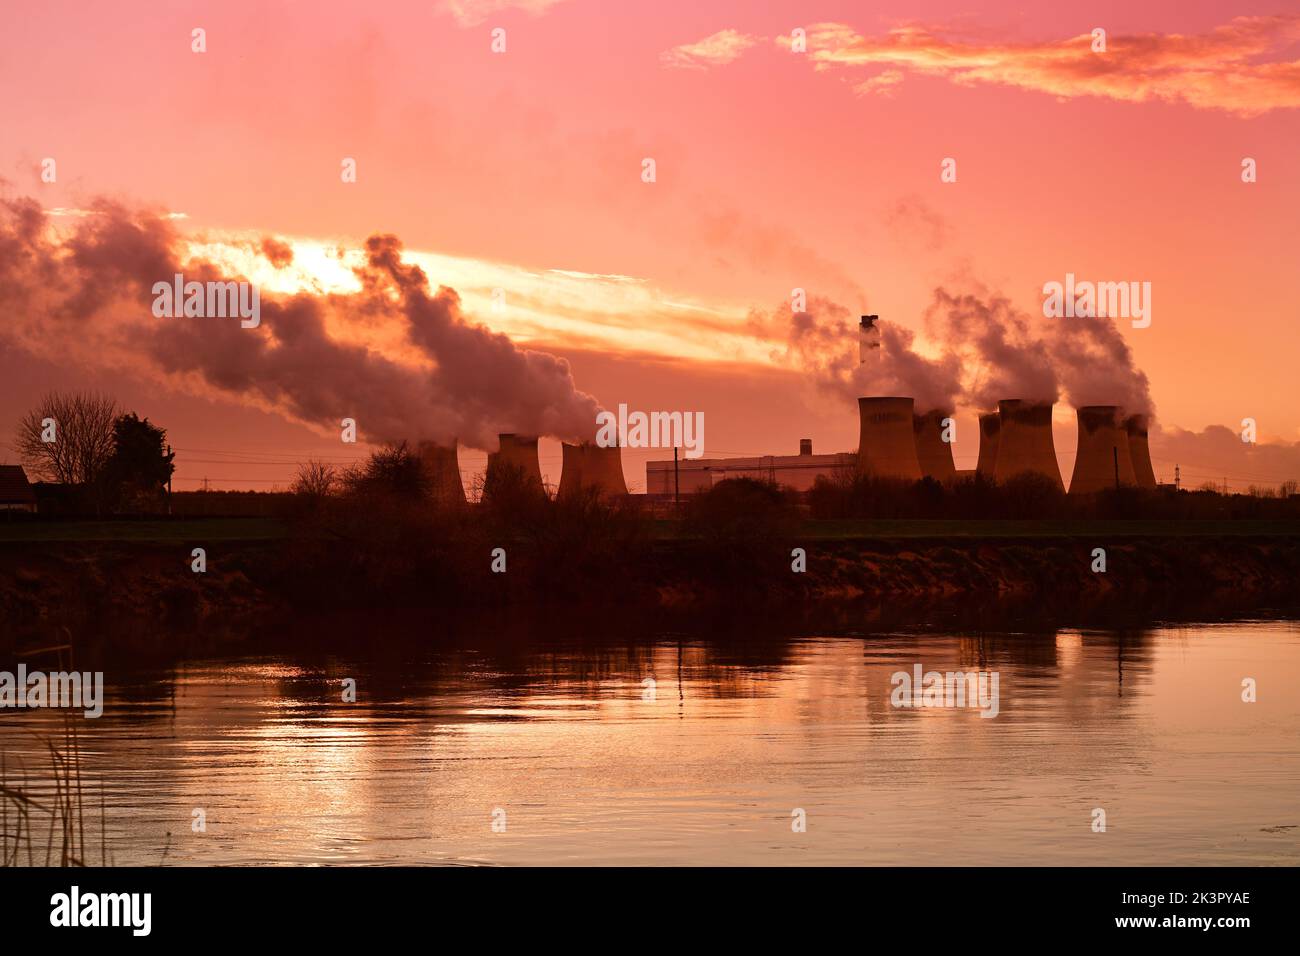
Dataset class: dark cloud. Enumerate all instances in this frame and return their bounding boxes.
[1151,424,1300,492]
[260,236,294,268]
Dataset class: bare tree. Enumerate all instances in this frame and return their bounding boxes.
[292,460,338,498]
[15,392,119,484]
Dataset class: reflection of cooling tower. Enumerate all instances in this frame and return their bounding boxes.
[912,410,956,483]
[485,433,543,494]
[1124,414,1157,489]
[558,442,629,498]
[1069,406,1137,494]
[417,440,465,505]
[857,397,922,481]
[976,412,1000,478]
[994,400,1064,490]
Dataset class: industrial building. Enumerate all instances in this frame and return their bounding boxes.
[446,313,1162,502]
[461,393,1160,501]
[646,441,854,495]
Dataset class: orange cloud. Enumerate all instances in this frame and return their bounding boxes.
[853,69,904,97]
[440,0,568,28]
[795,16,1300,116]
[661,29,762,70]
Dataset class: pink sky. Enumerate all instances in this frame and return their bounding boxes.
[2,0,1298,491]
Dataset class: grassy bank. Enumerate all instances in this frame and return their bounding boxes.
[797,518,1300,539]
[3,490,1299,652]
[1,524,1297,637]
[3,515,1297,544]
[0,517,285,543]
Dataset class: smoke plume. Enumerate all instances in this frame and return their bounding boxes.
[1046,309,1155,418]
[0,194,600,449]
[923,288,1058,410]
[923,284,1154,421]
[751,294,962,413]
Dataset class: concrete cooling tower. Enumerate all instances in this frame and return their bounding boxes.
[1124,414,1157,489]
[975,412,1000,479]
[557,442,629,498]
[993,400,1064,491]
[484,433,544,495]
[912,410,956,483]
[1069,406,1137,495]
[857,397,922,481]
[417,440,466,505]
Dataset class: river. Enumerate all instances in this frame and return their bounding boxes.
[2,614,1297,865]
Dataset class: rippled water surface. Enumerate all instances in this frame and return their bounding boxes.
[3,619,1298,865]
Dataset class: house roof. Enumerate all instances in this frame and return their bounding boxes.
[0,465,37,503]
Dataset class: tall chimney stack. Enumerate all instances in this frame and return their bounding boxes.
[859,315,880,365]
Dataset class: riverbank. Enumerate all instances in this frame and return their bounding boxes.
[1,519,1298,652]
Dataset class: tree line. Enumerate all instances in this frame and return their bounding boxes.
[14,391,175,514]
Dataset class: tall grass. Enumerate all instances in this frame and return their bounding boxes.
[0,718,109,867]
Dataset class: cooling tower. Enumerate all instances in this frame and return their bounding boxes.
[912,410,956,483]
[993,400,1064,490]
[1069,406,1137,494]
[857,397,922,481]
[417,440,465,505]
[484,433,544,495]
[1124,414,1157,489]
[557,442,629,498]
[976,412,1000,478]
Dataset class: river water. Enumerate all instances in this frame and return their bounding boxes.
[2,615,1298,865]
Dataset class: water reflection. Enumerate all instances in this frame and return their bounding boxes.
[2,611,1298,865]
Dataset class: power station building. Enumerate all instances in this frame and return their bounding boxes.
[467,398,1157,501]
[645,441,854,495]
[456,306,1162,500]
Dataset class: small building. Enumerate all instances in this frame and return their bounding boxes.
[0,465,38,513]
[646,440,855,495]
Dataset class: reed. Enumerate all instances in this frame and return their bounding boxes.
[0,717,110,867]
